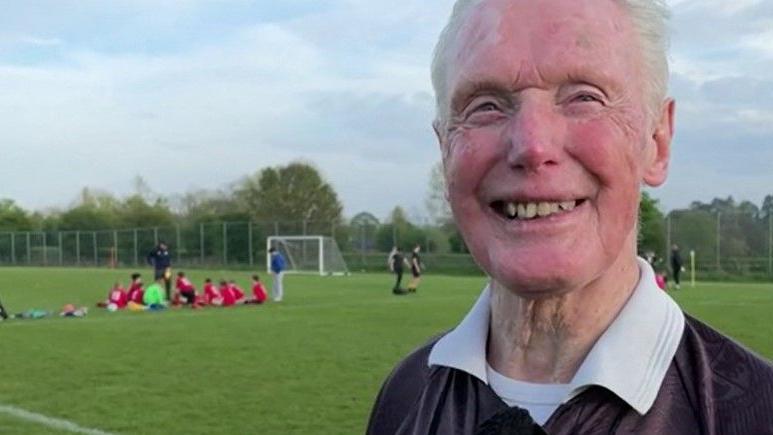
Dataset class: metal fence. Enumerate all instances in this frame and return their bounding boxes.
[0,221,337,269]
[0,220,470,273]
[2,212,773,279]
[661,211,773,279]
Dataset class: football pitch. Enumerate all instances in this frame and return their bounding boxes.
[0,268,771,435]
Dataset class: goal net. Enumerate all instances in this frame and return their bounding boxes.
[266,236,349,276]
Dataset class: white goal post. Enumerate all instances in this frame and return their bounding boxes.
[266,235,349,276]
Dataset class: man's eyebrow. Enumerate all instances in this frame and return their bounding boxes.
[450,80,512,114]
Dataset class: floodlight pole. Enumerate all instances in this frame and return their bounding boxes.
[10,233,15,265]
[58,232,63,266]
[690,250,695,288]
[26,232,31,265]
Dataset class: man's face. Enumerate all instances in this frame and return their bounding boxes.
[438,0,672,295]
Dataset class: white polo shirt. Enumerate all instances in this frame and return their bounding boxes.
[428,258,685,425]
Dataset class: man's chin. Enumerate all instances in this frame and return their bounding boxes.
[491,275,575,299]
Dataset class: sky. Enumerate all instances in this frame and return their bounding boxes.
[1,0,772,222]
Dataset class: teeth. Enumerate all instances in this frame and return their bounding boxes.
[559,201,576,211]
[500,200,579,220]
[525,203,537,219]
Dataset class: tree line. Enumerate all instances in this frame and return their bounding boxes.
[3,160,773,259]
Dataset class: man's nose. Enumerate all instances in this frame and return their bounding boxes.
[504,100,562,172]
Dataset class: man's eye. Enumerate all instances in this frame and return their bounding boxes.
[573,94,602,103]
[471,102,499,112]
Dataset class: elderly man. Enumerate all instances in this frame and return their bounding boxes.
[367,1,773,434]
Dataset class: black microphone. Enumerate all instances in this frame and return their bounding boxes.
[476,407,548,435]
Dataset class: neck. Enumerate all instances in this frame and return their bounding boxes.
[487,250,640,384]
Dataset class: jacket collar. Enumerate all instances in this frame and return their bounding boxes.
[428,258,685,415]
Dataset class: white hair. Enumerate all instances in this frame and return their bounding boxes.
[431,0,671,125]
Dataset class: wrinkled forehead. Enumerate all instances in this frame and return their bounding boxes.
[445,0,641,95]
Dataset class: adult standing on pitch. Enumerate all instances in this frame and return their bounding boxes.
[390,247,409,295]
[0,295,8,320]
[407,244,422,293]
[268,247,286,302]
[147,241,172,302]
[368,0,773,433]
[670,243,684,290]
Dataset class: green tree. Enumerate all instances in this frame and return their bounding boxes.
[235,161,344,226]
[0,199,33,231]
[638,192,666,257]
[376,207,425,251]
[117,195,175,228]
[59,188,119,230]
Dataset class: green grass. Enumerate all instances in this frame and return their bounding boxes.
[0,268,771,434]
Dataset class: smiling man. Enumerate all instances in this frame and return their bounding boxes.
[367,1,773,434]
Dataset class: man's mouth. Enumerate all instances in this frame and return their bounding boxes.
[489,199,587,220]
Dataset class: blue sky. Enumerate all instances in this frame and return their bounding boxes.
[1,0,772,222]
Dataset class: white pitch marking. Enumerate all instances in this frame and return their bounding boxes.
[0,403,116,435]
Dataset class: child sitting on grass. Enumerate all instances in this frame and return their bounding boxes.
[128,273,144,304]
[175,271,197,306]
[143,279,167,310]
[228,280,246,305]
[97,282,128,309]
[245,275,267,304]
[203,278,221,305]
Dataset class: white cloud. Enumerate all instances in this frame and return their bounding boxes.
[1,0,773,221]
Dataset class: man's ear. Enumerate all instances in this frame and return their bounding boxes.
[642,99,675,187]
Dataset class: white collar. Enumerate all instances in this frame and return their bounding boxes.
[428,257,685,415]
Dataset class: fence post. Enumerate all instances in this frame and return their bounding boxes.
[248,221,254,267]
[76,231,81,266]
[26,232,31,264]
[223,222,228,265]
[665,214,671,268]
[113,230,118,267]
[200,223,205,265]
[716,212,721,272]
[154,227,159,245]
[133,229,138,266]
[42,232,47,266]
[58,232,63,265]
[303,220,307,235]
[769,214,772,276]
[93,231,98,266]
[274,221,279,236]
[175,224,182,266]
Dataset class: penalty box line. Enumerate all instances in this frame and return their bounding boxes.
[0,403,116,435]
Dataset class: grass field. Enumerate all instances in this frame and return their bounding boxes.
[0,268,771,434]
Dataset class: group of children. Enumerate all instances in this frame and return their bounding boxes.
[99,271,268,311]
